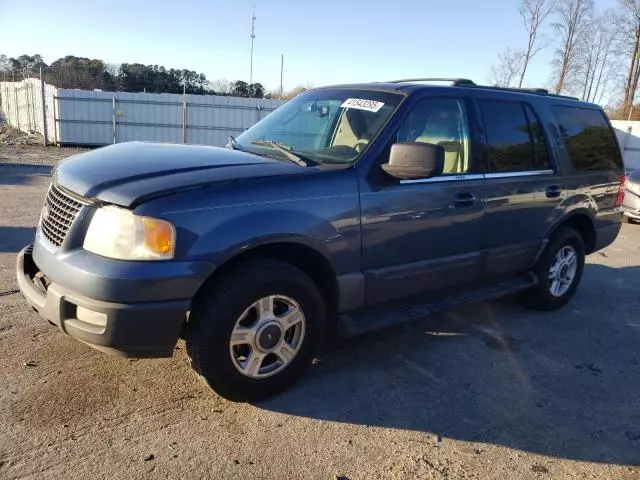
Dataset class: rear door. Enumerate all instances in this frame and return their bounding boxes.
[476,97,564,278]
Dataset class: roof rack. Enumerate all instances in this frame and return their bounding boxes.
[387,78,476,87]
[386,77,579,100]
[472,84,579,100]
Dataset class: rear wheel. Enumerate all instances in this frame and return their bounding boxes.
[185,258,325,402]
[524,227,585,311]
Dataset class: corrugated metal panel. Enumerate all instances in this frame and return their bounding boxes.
[612,120,640,170]
[54,89,285,147]
[0,79,57,143]
[44,83,56,142]
[2,81,286,147]
[185,94,280,145]
[114,91,183,144]
[56,89,114,145]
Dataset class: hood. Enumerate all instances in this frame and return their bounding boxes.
[55,142,306,207]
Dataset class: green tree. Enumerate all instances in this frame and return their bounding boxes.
[47,56,114,90]
[7,54,46,80]
[249,82,265,98]
[231,80,250,97]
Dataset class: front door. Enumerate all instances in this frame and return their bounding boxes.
[475,97,564,277]
[359,95,486,306]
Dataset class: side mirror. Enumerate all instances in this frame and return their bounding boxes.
[381,142,445,180]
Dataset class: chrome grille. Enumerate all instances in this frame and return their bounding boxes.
[39,184,85,248]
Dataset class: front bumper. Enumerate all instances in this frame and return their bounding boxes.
[17,245,209,357]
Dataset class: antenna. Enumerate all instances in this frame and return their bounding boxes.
[249,1,256,86]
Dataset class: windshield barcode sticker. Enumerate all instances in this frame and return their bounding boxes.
[341,98,385,113]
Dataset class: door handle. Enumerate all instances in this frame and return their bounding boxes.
[545,185,562,198]
[453,192,476,208]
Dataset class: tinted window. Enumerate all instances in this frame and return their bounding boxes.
[524,104,551,168]
[551,106,622,171]
[395,98,472,174]
[478,99,550,172]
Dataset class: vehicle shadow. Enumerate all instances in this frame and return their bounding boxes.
[260,263,640,466]
[0,163,51,186]
[0,226,36,253]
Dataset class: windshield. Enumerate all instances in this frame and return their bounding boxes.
[235,89,402,165]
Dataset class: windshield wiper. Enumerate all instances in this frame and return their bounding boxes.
[250,139,311,167]
[227,135,238,150]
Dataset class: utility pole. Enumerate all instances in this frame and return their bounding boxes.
[182,81,187,144]
[249,1,256,86]
[280,54,284,100]
[40,65,48,146]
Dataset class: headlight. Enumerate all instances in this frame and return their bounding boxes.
[83,206,176,260]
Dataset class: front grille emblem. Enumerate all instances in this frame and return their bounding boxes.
[41,205,50,222]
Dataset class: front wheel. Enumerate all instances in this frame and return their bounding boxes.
[524,227,585,311]
[185,258,325,402]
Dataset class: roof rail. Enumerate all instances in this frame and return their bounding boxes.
[385,77,580,100]
[525,88,549,94]
[471,84,579,100]
[387,78,476,87]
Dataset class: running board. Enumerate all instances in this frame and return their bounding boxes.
[337,273,538,338]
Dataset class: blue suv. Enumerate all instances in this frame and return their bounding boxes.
[17,78,626,401]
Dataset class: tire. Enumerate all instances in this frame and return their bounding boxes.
[185,258,326,402]
[523,226,585,311]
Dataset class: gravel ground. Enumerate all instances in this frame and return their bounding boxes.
[1,145,639,480]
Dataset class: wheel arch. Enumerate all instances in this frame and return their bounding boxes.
[193,238,340,317]
[549,211,596,254]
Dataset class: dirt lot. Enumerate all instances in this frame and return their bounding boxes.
[1,144,639,480]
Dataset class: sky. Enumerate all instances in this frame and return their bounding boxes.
[0,0,619,93]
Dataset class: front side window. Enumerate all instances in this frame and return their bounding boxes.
[551,106,623,171]
[478,99,550,173]
[395,98,472,174]
[235,90,402,165]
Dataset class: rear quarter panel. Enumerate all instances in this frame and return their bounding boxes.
[538,101,623,246]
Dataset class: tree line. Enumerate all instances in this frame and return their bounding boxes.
[0,54,276,99]
[488,0,640,119]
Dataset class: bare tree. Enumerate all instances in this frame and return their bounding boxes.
[617,0,640,116]
[518,0,554,87]
[576,11,617,102]
[208,78,232,94]
[488,48,526,87]
[0,54,8,81]
[280,85,309,100]
[551,0,594,94]
[104,63,121,77]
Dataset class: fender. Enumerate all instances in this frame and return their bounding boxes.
[134,167,362,276]
[184,205,360,276]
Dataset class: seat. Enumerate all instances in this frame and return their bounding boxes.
[415,116,463,174]
[345,109,372,152]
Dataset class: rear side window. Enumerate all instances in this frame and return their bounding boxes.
[551,106,622,171]
[478,99,551,173]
